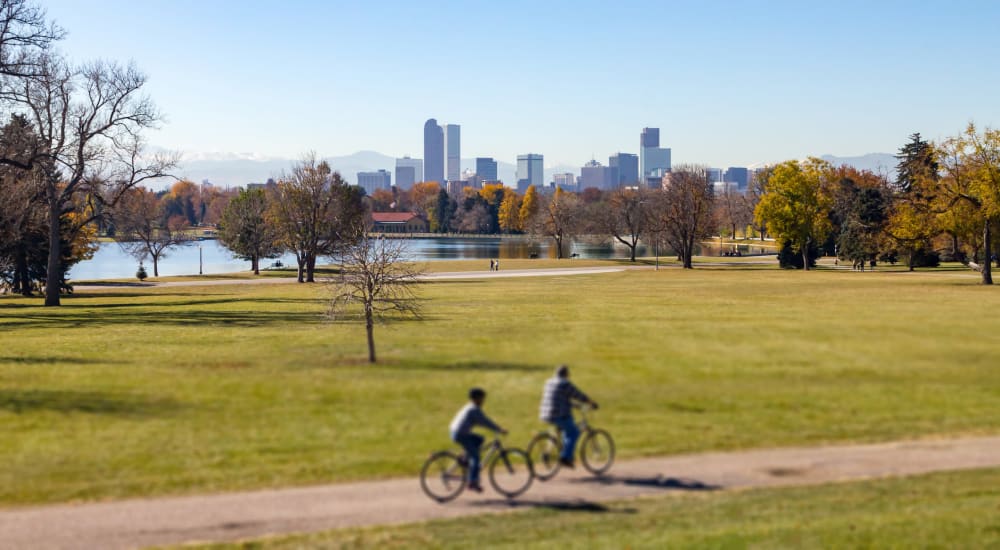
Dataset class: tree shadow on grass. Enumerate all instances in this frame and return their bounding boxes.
[381,360,550,372]
[471,498,637,514]
[0,304,323,330]
[0,389,181,417]
[0,355,124,366]
[572,475,720,492]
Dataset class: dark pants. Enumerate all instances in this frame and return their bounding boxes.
[550,416,580,461]
[452,432,484,484]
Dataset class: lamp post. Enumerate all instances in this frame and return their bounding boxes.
[198,244,203,275]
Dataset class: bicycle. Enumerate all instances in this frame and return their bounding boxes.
[420,433,534,503]
[527,404,615,480]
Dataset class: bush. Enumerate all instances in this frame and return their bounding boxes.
[908,249,940,268]
[777,240,820,269]
[136,264,148,281]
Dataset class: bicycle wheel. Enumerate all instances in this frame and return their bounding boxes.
[420,451,467,503]
[527,432,562,481]
[488,448,534,498]
[579,429,615,475]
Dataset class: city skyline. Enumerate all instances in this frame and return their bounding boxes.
[37,0,1000,168]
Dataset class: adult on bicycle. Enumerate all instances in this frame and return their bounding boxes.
[449,387,507,492]
[539,365,598,468]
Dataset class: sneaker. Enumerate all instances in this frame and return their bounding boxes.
[467,482,483,493]
[559,458,575,469]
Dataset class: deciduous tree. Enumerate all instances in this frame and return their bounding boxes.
[651,165,716,269]
[219,188,280,275]
[113,187,188,277]
[528,187,581,259]
[754,159,834,271]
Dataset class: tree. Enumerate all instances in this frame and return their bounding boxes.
[10,54,174,305]
[754,158,834,271]
[829,167,890,266]
[528,187,581,259]
[0,113,46,295]
[651,165,716,269]
[267,154,365,283]
[497,188,522,233]
[746,167,773,240]
[329,227,424,364]
[519,185,539,229]
[219,188,280,275]
[886,133,941,270]
[0,0,63,82]
[429,188,455,233]
[715,182,751,241]
[599,187,651,262]
[113,187,188,278]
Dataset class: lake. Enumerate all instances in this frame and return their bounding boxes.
[69,237,773,280]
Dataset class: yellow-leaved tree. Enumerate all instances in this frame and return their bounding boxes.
[498,188,522,233]
[519,185,538,229]
[754,158,833,271]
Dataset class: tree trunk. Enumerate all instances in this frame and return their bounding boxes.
[801,240,810,271]
[554,236,563,259]
[732,223,737,241]
[14,246,31,296]
[365,306,376,363]
[251,255,259,275]
[306,254,316,282]
[629,242,636,262]
[296,256,305,283]
[908,248,915,272]
[983,220,993,285]
[152,253,160,277]
[44,199,61,307]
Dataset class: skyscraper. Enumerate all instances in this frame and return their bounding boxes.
[357,170,391,195]
[609,153,639,186]
[423,119,444,184]
[475,157,498,182]
[516,153,544,193]
[580,160,618,191]
[640,127,671,187]
[723,167,749,191]
[445,124,460,182]
[395,156,423,190]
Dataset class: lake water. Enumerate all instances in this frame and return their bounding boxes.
[69,237,773,280]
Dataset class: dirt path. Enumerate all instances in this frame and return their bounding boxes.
[1,436,998,549]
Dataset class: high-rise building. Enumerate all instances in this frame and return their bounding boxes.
[552,172,577,191]
[640,127,671,187]
[445,124,461,182]
[395,156,423,190]
[423,119,444,184]
[357,169,392,195]
[580,159,619,191]
[475,157,498,182]
[609,153,639,186]
[707,168,723,183]
[516,153,544,193]
[723,166,749,191]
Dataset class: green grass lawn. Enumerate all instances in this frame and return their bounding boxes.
[187,467,1000,549]
[1,264,999,506]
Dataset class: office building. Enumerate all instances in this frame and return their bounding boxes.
[707,168,723,183]
[516,153,544,193]
[640,127,671,187]
[724,166,749,191]
[552,172,577,191]
[357,169,391,195]
[394,156,423,190]
[609,153,639,186]
[445,124,461,182]
[580,159,619,191]
[475,157,498,182]
[423,119,444,184]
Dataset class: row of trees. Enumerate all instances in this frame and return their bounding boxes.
[754,125,1000,284]
[0,0,173,305]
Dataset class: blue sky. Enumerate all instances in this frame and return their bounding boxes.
[43,0,1000,168]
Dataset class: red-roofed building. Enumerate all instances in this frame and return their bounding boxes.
[371,212,429,233]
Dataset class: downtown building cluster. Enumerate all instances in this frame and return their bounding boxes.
[356,119,753,196]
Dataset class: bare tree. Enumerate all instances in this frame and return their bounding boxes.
[268,154,365,282]
[528,187,581,259]
[597,187,652,262]
[715,182,752,242]
[328,227,424,364]
[113,187,189,277]
[218,187,280,275]
[651,165,716,269]
[9,54,174,305]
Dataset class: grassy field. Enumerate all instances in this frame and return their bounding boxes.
[187,467,1000,549]
[1,262,999,506]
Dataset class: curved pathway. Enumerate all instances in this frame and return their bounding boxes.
[1,436,998,549]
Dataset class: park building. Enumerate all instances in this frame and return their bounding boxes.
[371,212,429,233]
[357,170,392,195]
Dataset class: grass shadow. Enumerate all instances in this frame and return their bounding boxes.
[573,475,721,492]
[0,389,181,417]
[0,355,124,366]
[383,360,550,372]
[472,498,637,514]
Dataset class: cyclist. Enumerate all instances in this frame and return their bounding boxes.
[449,387,507,492]
[539,365,598,468]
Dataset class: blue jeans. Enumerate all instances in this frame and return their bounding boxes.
[452,432,484,484]
[550,416,580,461]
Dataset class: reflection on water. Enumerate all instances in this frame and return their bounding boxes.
[69,237,775,280]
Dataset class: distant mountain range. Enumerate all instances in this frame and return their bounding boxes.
[162,150,899,189]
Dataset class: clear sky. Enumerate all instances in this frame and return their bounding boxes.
[42,0,1000,168]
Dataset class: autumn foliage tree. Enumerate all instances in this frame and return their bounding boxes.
[528,187,581,259]
[498,188,523,233]
[112,187,189,278]
[219,188,280,275]
[754,159,834,271]
[651,165,716,269]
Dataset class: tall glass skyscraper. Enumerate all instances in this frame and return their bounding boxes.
[423,119,444,184]
[395,156,423,189]
[516,154,544,193]
[445,124,460,182]
[475,157,498,182]
[640,127,671,187]
[609,153,639,186]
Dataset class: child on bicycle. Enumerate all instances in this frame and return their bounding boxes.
[449,387,507,492]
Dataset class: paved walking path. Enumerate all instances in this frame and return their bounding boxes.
[2,435,999,549]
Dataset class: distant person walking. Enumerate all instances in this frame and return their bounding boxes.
[450,388,506,492]
[489,259,495,272]
[539,365,598,468]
